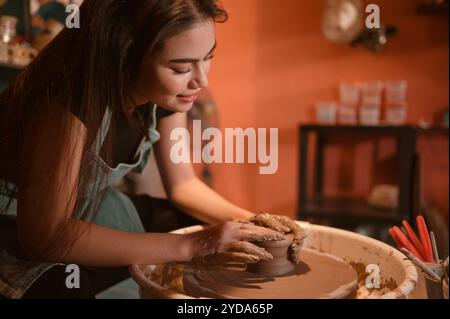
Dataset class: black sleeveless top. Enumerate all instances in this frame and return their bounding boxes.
[71,104,174,168]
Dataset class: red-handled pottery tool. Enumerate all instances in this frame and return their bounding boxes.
[402,220,426,260]
[416,215,435,263]
[391,226,425,262]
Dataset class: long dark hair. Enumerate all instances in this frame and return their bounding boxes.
[0,0,227,260]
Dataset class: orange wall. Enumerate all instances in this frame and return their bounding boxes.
[208,0,449,222]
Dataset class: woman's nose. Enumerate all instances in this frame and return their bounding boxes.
[190,65,209,89]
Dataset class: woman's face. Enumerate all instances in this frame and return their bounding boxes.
[131,18,216,113]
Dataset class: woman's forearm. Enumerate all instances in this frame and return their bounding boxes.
[45,221,192,267]
[169,177,254,224]
[32,178,254,266]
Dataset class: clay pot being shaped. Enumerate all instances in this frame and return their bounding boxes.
[247,234,296,276]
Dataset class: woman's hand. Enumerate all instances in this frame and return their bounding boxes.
[185,221,285,266]
[249,212,307,264]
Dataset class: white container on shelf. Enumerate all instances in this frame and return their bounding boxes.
[359,81,383,126]
[385,102,408,125]
[316,102,338,125]
[339,104,358,125]
[385,80,408,103]
[359,104,381,125]
[384,80,408,125]
[338,82,359,125]
[361,81,384,107]
[339,82,360,105]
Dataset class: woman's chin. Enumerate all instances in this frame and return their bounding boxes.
[160,100,194,113]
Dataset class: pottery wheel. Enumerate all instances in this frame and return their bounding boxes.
[183,248,358,299]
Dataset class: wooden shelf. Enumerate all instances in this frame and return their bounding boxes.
[301,124,416,132]
[0,61,25,70]
[301,124,449,136]
[418,126,449,135]
[298,197,405,224]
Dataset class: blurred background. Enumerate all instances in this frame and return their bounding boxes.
[210,0,448,240]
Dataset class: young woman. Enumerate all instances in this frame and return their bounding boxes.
[0,0,303,299]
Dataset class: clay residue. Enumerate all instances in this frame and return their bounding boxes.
[348,262,398,299]
[150,264,185,294]
[147,258,400,299]
[183,249,358,299]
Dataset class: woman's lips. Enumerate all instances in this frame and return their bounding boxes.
[177,94,198,103]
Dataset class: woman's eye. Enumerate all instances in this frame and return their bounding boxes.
[172,68,191,74]
[171,56,214,74]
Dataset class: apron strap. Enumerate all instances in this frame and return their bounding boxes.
[150,104,158,130]
[91,107,112,155]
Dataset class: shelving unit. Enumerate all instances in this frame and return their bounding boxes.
[297,125,420,228]
[0,61,25,70]
[1,0,32,91]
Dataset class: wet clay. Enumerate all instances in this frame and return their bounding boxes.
[183,248,358,299]
[247,234,296,276]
